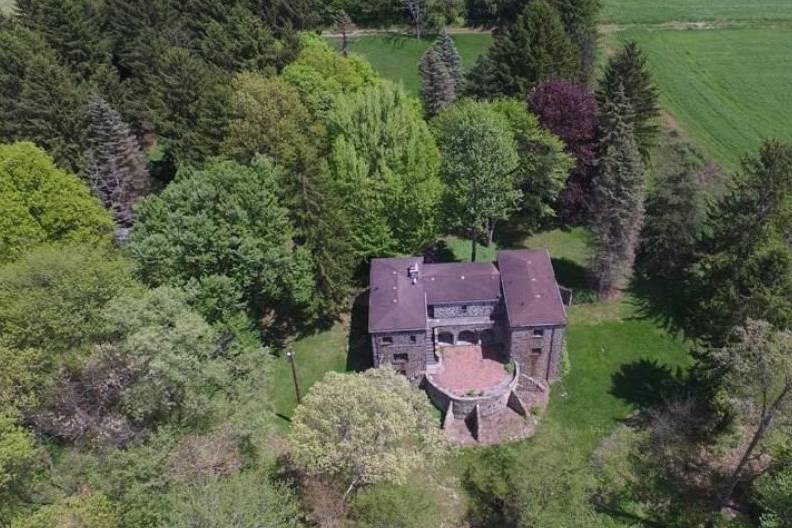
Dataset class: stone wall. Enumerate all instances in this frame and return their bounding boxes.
[371,329,430,379]
[430,301,496,319]
[507,325,565,383]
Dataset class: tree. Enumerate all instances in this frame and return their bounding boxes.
[327,81,443,256]
[289,369,444,496]
[487,98,573,233]
[10,493,119,528]
[528,78,598,223]
[351,478,445,528]
[0,346,45,417]
[84,94,151,240]
[127,158,316,323]
[596,41,660,161]
[0,414,35,502]
[550,0,600,83]
[755,464,792,528]
[432,99,521,260]
[714,320,792,506]
[590,87,646,296]
[434,30,464,89]
[0,142,113,263]
[164,471,303,528]
[419,48,456,117]
[466,0,578,98]
[635,152,707,280]
[689,141,792,345]
[0,243,135,356]
[0,25,88,172]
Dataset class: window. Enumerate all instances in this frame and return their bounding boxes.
[393,353,409,362]
[381,336,393,345]
[531,348,543,356]
[461,305,468,313]
[410,335,417,344]
[532,329,545,338]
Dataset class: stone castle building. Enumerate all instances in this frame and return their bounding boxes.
[368,249,568,443]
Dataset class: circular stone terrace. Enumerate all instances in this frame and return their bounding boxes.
[430,345,513,396]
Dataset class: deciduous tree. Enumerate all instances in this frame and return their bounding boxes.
[432,99,521,260]
[289,369,444,495]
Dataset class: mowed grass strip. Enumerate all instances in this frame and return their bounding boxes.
[601,0,792,24]
[330,32,493,95]
[619,27,792,170]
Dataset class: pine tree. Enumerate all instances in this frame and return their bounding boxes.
[419,48,455,117]
[549,0,600,83]
[434,30,464,89]
[596,41,660,161]
[590,85,646,296]
[84,94,150,239]
[468,0,579,98]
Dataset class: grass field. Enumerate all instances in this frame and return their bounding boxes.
[601,0,792,24]
[616,27,792,169]
[334,32,493,94]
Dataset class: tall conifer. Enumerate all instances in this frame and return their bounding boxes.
[435,30,464,89]
[590,85,646,296]
[419,48,456,117]
[84,94,150,239]
[596,41,660,161]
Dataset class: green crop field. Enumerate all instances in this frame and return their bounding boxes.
[333,32,493,94]
[617,27,792,169]
[601,0,792,24]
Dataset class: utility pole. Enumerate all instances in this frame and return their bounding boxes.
[287,350,302,405]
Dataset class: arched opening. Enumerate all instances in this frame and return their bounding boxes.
[437,332,454,345]
[457,330,478,345]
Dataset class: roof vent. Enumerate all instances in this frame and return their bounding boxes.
[460,275,465,280]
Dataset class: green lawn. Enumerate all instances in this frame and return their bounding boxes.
[601,0,792,24]
[333,32,493,95]
[617,27,792,170]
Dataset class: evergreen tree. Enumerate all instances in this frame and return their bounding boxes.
[467,0,578,98]
[84,95,151,239]
[590,86,646,296]
[596,41,660,161]
[434,30,464,89]
[549,0,600,83]
[419,48,456,117]
[689,141,792,345]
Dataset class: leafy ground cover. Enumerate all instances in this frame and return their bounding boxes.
[601,0,792,25]
[330,32,493,95]
[616,27,792,170]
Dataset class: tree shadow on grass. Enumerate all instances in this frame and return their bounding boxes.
[347,290,373,372]
[627,275,694,338]
[610,358,688,411]
[550,257,598,304]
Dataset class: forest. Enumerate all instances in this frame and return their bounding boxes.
[0,1,790,527]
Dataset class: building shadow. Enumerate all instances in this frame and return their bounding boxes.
[347,290,373,372]
[609,358,688,411]
[423,239,461,263]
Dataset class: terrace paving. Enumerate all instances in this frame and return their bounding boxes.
[432,345,510,395]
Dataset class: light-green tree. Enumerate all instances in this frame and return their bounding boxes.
[289,369,444,496]
[327,81,443,256]
[0,414,35,504]
[11,493,119,528]
[351,478,445,528]
[432,99,521,260]
[0,142,113,263]
[590,87,646,296]
[127,158,316,323]
[164,471,303,528]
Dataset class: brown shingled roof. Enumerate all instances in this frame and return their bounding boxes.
[423,262,501,304]
[368,257,427,333]
[497,249,566,327]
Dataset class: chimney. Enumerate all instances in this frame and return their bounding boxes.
[407,263,420,285]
